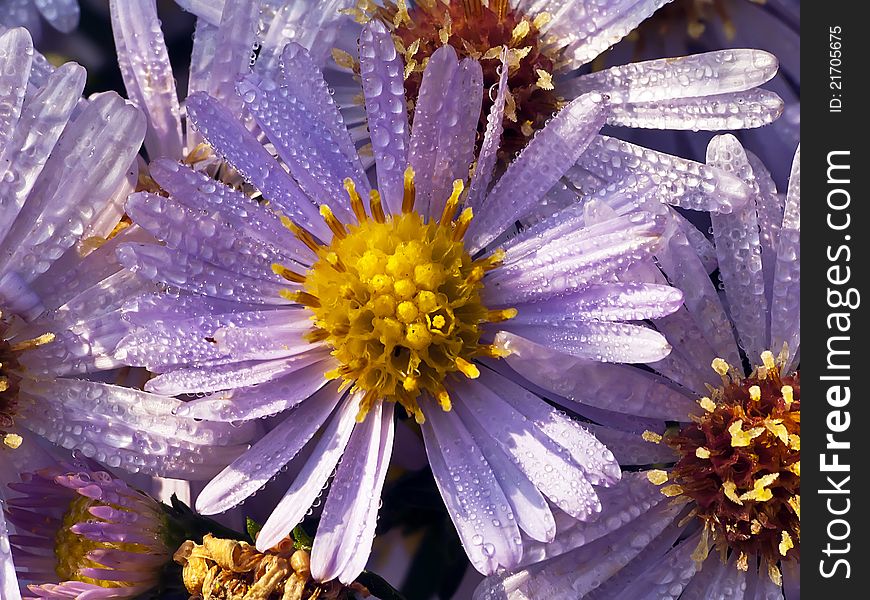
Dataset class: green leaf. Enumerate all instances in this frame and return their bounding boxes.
[292,524,314,550]
[246,517,263,544]
[356,571,408,600]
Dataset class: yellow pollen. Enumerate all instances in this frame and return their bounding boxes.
[761,350,776,372]
[695,447,710,459]
[788,433,800,451]
[699,396,716,412]
[749,385,761,402]
[661,484,683,497]
[728,419,764,447]
[0,378,7,393]
[641,430,662,444]
[532,12,552,29]
[711,357,730,377]
[510,20,530,44]
[768,563,782,586]
[788,495,800,518]
[764,418,790,445]
[331,48,357,70]
[739,473,779,503]
[647,470,669,485]
[278,181,509,420]
[782,385,794,406]
[723,481,743,505]
[779,531,794,557]
[3,433,22,449]
[535,69,554,90]
[736,552,749,572]
[787,461,800,476]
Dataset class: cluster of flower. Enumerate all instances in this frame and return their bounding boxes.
[0,1,799,599]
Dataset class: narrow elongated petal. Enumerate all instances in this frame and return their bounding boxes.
[109,0,183,159]
[0,27,31,151]
[467,94,606,252]
[256,393,359,551]
[707,135,769,363]
[311,401,395,584]
[421,402,522,575]
[358,19,410,214]
[195,383,343,515]
[468,47,509,210]
[770,146,800,367]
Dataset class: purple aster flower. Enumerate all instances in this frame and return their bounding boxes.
[4,462,173,599]
[0,26,253,490]
[473,138,800,599]
[110,0,353,167]
[321,0,783,163]
[113,17,692,583]
[602,0,800,188]
[0,0,79,39]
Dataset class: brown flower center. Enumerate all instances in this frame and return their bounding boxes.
[350,0,564,162]
[1,316,22,449]
[655,352,800,575]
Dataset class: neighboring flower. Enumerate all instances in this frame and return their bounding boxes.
[112,18,694,582]
[174,534,366,600]
[473,138,800,599]
[331,0,783,166]
[0,0,79,39]
[0,26,252,479]
[6,463,174,599]
[110,0,352,169]
[602,0,800,188]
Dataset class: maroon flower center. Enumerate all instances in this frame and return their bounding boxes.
[376,0,564,162]
[664,355,800,568]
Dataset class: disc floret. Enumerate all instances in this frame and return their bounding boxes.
[274,169,513,423]
[649,351,800,581]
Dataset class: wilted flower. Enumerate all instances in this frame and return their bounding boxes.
[112,17,696,582]
[473,138,800,599]
[5,463,174,599]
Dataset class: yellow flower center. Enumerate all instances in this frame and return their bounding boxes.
[273,169,513,423]
[54,495,146,588]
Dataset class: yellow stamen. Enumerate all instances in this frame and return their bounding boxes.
[271,264,307,284]
[788,495,800,518]
[485,308,518,323]
[455,357,479,379]
[280,216,321,253]
[782,385,794,406]
[452,207,474,241]
[535,69,554,90]
[695,447,711,459]
[402,166,416,213]
[711,357,730,377]
[748,385,761,402]
[779,531,794,556]
[532,12,552,29]
[320,205,347,239]
[728,420,764,447]
[699,396,716,412]
[331,48,357,70]
[11,333,56,353]
[439,180,465,226]
[723,481,743,505]
[761,350,776,372]
[510,20,530,45]
[661,484,683,497]
[739,473,779,502]
[344,178,367,223]
[736,552,749,571]
[369,190,386,223]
